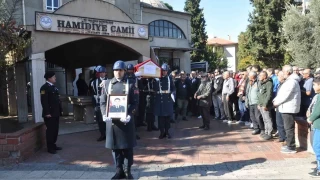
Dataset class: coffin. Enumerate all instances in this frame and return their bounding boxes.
[134,59,161,78]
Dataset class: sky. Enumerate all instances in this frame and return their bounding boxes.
[161,0,253,42]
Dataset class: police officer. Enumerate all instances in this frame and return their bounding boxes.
[126,64,142,140]
[143,78,158,131]
[91,66,107,141]
[153,63,176,139]
[40,72,62,154]
[100,60,137,179]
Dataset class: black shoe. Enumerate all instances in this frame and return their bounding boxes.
[252,130,260,135]
[166,132,172,139]
[263,134,272,140]
[97,136,106,142]
[159,133,166,139]
[125,171,134,179]
[182,117,188,121]
[55,147,62,151]
[279,139,285,142]
[152,126,159,131]
[139,122,147,126]
[48,149,57,154]
[111,168,126,179]
[213,117,220,121]
[170,119,175,123]
[204,126,210,130]
[199,125,205,129]
[136,135,140,140]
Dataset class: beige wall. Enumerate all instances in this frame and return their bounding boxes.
[28,0,149,57]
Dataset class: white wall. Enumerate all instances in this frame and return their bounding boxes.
[224,45,237,72]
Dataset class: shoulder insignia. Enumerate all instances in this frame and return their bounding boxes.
[41,90,45,95]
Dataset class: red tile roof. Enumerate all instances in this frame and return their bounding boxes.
[207,37,238,46]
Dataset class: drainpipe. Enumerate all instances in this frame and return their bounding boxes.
[22,0,26,26]
[140,6,143,23]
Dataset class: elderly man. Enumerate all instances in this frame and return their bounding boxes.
[212,69,225,121]
[175,71,192,121]
[246,71,264,135]
[275,71,287,143]
[222,71,235,123]
[300,69,315,117]
[293,66,303,81]
[195,73,212,130]
[258,71,274,140]
[273,65,301,154]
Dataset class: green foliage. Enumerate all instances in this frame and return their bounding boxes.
[0,0,31,67]
[205,45,228,71]
[237,0,296,68]
[282,0,320,69]
[184,0,208,62]
[161,1,173,10]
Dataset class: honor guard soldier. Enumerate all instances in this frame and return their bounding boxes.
[40,72,62,154]
[91,66,107,141]
[144,78,159,131]
[126,64,142,140]
[153,63,176,139]
[100,60,138,179]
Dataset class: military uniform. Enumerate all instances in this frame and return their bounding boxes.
[153,74,175,138]
[143,78,158,131]
[100,75,137,178]
[91,77,106,139]
[40,80,61,153]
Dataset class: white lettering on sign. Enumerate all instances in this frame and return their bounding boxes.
[144,65,156,75]
[35,12,149,39]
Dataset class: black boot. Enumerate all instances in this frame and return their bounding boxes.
[111,167,126,179]
[97,135,106,142]
[166,132,172,139]
[125,167,134,179]
[159,132,166,139]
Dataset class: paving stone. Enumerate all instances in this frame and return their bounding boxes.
[60,171,85,179]
[25,170,49,178]
[42,170,67,178]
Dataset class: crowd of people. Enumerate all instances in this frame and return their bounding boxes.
[169,65,320,155]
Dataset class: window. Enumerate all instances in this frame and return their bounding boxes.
[46,0,60,11]
[148,20,186,39]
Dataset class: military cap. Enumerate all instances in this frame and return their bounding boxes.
[44,71,55,79]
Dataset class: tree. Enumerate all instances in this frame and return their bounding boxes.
[161,1,173,10]
[237,0,296,68]
[0,0,30,70]
[184,0,208,62]
[282,0,320,69]
[205,45,228,71]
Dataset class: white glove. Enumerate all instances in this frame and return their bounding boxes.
[120,115,131,124]
[103,115,112,122]
[154,78,159,81]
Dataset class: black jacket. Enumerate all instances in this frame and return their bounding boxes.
[189,77,200,94]
[212,76,224,95]
[40,82,61,118]
[175,79,192,100]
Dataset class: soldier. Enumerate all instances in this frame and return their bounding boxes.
[100,60,138,179]
[91,66,107,142]
[153,63,176,139]
[126,64,141,140]
[143,78,158,131]
[40,72,62,154]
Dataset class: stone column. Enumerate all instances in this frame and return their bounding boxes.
[15,62,28,123]
[7,67,17,116]
[30,53,46,123]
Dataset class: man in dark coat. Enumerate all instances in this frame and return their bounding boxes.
[153,63,176,139]
[195,73,212,130]
[175,70,192,121]
[100,60,138,179]
[189,71,200,117]
[109,98,125,112]
[90,66,107,142]
[141,78,158,131]
[76,73,88,96]
[126,64,141,140]
[40,72,62,154]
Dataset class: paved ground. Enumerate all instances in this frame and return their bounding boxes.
[0,117,317,179]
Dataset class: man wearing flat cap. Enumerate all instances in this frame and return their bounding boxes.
[40,71,62,154]
[194,73,212,130]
